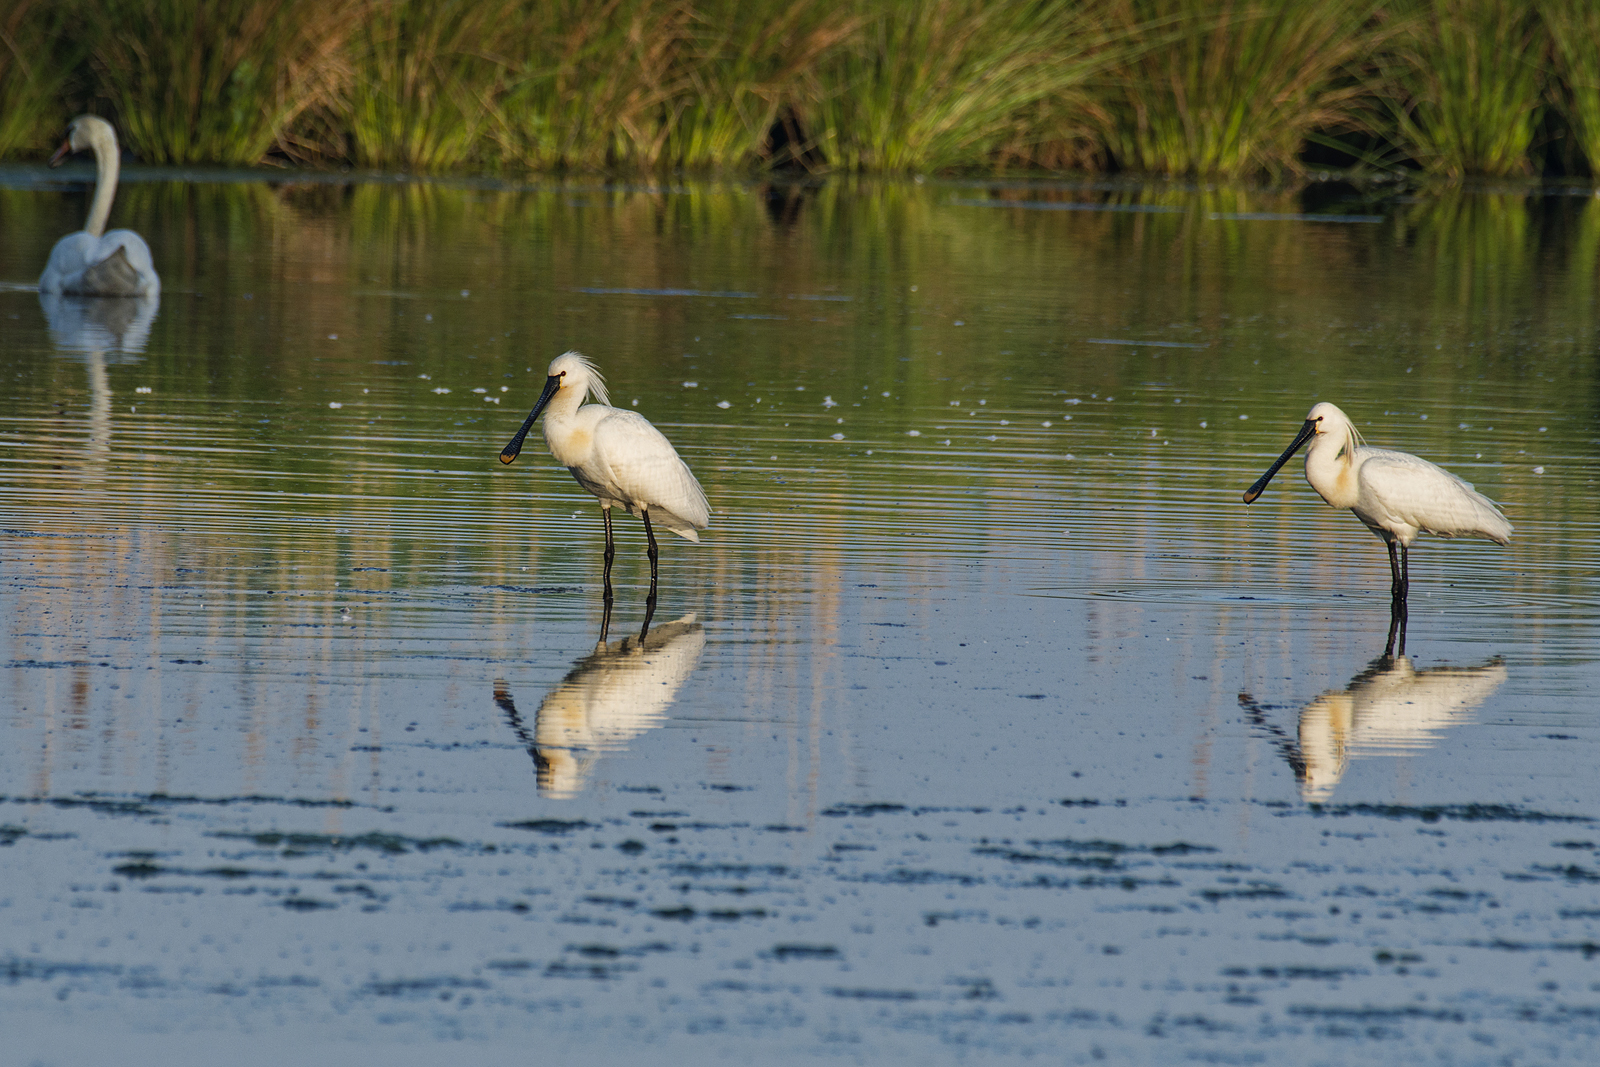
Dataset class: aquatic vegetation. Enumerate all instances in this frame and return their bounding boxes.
[800,0,1118,174]
[0,0,86,157]
[8,0,1600,178]
[663,0,860,171]
[492,0,698,172]
[1369,0,1549,178]
[1096,0,1391,178]
[89,0,355,165]
[1540,0,1600,175]
[342,0,523,171]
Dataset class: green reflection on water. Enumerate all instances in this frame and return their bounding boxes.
[2,175,1596,605]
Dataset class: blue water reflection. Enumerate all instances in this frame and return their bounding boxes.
[1,172,1597,1066]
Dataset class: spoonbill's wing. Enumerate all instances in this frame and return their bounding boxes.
[592,410,710,537]
[1357,449,1512,543]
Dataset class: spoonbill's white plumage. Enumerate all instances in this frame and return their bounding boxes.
[500,352,709,607]
[1243,402,1511,608]
[40,116,160,298]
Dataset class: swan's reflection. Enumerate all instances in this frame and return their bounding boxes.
[40,293,159,468]
[494,614,706,798]
[1241,654,1506,801]
[41,292,159,357]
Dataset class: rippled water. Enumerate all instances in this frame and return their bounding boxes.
[3,169,1599,1065]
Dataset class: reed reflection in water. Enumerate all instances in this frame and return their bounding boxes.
[2,172,1599,1065]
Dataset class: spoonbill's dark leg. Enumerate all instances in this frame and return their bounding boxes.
[640,511,659,639]
[1396,543,1410,628]
[642,511,660,590]
[597,507,616,644]
[1384,598,1407,659]
[638,586,657,641]
[1384,541,1409,657]
[597,591,614,646]
[601,507,617,592]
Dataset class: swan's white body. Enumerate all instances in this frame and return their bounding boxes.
[1296,402,1511,548]
[40,116,160,298]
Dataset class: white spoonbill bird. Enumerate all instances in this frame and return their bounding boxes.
[40,116,160,298]
[499,352,710,597]
[1242,402,1511,605]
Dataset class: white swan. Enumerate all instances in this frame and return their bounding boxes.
[39,115,160,298]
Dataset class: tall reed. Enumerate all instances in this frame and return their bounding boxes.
[801,0,1119,174]
[0,0,87,158]
[342,0,525,171]
[1097,0,1391,178]
[20,0,1585,179]
[495,0,696,172]
[666,0,859,171]
[91,0,357,165]
[1539,0,1600,175]
[1370,0,1547,178]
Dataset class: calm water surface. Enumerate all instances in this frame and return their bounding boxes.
[2,167,1599,1065]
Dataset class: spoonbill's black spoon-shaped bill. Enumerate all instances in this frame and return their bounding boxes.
[1242,402,1511,607]
[499,352,710,613]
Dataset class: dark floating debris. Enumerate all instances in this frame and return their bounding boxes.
[499,819,595,834]
[767,944,840,961]
[1300,803,1593,824]
[211,830,466,855]
[826,987,920,1001]
[281,896,337,912]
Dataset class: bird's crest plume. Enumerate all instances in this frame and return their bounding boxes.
[556,350,610,407]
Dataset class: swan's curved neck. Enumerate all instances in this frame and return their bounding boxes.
[85,134,119,238]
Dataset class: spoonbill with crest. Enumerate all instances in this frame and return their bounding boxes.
[499,352,710,618]
[1242,402,1511,612]
[40,115,160,298]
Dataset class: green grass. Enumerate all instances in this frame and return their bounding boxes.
[665,0,859,171]
[1097,0,1390,178]
[11,0,1600,179]
[1370,0,1548,178]
[494,0,696,171]
[1540,0,1600,176]
[342,0,525,172]
[0,0,88,158]
[800,0,1119,174]
[91,0,356,165]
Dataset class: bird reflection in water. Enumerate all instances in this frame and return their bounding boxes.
[493,613,706,798]
[41,292,159,355]
[41,293,159,467]
[1240,654,1507,801]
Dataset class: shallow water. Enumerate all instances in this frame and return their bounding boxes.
[3,168,1599,1065]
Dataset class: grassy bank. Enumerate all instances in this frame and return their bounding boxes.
[2,0,1594,179]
